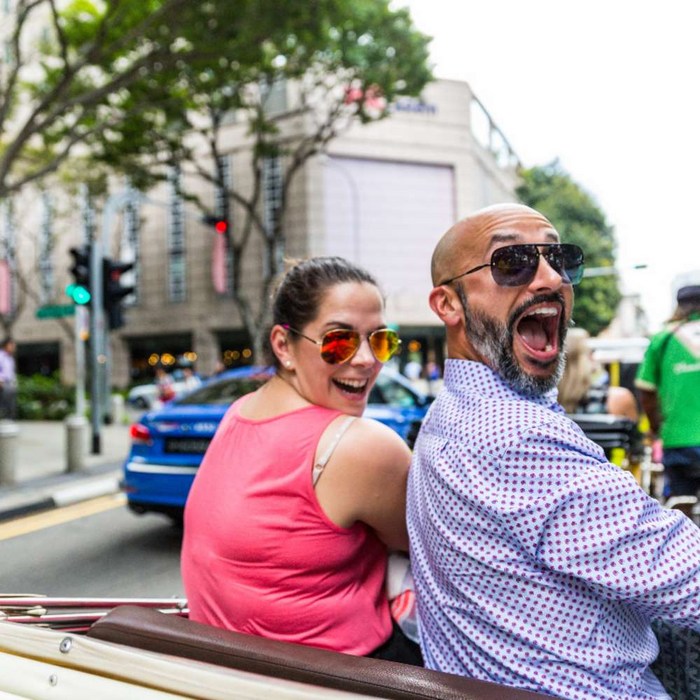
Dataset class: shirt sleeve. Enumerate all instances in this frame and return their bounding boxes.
[0,354,10,382]
[635,330,669,391]
[505,421,700,629]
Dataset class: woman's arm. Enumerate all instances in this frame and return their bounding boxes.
[314,418,412,551]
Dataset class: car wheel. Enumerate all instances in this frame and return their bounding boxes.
[168,511,184,529]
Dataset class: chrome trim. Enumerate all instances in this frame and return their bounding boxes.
[125,462,198,475]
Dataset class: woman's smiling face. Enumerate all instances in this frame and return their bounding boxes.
[286,281,387,416]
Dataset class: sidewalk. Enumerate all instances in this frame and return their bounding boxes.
[0,419,131,521]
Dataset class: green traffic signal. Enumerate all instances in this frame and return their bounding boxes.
[66,283,91,305]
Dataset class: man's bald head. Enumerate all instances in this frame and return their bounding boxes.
[431,203,554,286]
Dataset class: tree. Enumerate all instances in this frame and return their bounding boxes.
[83,0,433,360]
[516,162,622,336]
[1,0,344,339]
[0,0,248,199]
[0,0,225,332]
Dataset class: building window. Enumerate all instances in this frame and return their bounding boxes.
[469,96,519,169]
[215,155,233,295]
[38,192,54,304]
[80,184,96,245]
[120,187,140,305]
[0,199,16,316]
[261,77,288,117]
[262,155,283,275]
[168,168,186,303]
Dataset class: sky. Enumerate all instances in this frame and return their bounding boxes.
[396,0,700,331]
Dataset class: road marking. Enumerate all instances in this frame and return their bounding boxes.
[0,494,127,541]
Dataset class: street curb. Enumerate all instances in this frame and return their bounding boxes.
[0,497,57,523]
[0,472,121,523]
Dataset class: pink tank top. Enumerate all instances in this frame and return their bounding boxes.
[181,398,391,655]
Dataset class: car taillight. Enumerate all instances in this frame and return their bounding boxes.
[130,423,153,446]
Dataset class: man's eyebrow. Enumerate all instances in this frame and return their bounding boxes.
[490,232,519,245]
[489,230,559,245]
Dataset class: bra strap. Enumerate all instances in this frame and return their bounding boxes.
[312,416,356,486]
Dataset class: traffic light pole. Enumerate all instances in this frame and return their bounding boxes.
[93,189,137,436]
[74,306,87,417]
[89,238,104,454]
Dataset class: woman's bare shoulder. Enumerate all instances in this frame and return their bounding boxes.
[607,386,639,422]
[349,416,411,448]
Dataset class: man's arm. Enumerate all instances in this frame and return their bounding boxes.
[638,388,661,437]
[0,352,10,385]
[508,421,700,626]
[539,469,700,625]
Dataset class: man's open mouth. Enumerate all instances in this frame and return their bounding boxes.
[515,303,562,362]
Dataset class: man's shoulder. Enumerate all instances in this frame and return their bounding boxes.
[431,389,571,448]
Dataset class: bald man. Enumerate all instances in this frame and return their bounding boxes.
[407,203,700,700]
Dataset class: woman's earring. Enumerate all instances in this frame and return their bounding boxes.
[285,361,292,369]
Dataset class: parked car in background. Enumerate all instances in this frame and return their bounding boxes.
[122,365,432,522]
[126,368,200,409]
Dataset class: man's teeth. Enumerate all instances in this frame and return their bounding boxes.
[545,344,553,352]
[530,307,557,317]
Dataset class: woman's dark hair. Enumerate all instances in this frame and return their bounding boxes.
[264,256,380,367]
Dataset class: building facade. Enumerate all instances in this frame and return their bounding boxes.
[5,78,521,386]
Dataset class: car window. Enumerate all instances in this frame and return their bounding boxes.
[370,374,417,407]
[177,375,270,406]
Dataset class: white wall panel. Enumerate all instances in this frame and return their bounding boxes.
[322,157,455,325]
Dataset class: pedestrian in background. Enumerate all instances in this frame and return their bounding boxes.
[180,366,201,392]
[407,203,700,699]
[0,337,17,420]
[635,283,700,515]
[559,327,639,421]
[154,366,175,403]
[403,357,423,382]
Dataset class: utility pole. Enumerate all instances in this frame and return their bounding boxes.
[89,236,104,454]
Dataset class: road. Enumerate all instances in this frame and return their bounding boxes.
[0,495,184,598]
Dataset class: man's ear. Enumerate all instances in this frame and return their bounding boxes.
[429,286,462,327]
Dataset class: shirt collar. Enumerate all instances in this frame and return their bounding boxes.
[443,358,561,409]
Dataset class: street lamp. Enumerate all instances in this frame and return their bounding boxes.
[582,263,648,278]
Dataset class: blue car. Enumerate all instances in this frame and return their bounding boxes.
[123,366,432,522]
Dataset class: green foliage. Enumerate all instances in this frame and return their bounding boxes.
[516,161,622,336]
[70,0,433,360]
[17,373,75,421]
[82,0,433,184]
[2,0,259,196]
[5,0,432,359]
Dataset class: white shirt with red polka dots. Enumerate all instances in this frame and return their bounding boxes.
[407,359,700,699]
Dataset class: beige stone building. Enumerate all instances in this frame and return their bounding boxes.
[5,78,521,387]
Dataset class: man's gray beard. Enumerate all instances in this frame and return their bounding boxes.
[456,284,566,397]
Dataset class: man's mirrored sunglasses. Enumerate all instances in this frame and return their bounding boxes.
[439,243,585,288]
[284,325,401,365]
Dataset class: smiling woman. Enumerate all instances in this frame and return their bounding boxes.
[180,257,422,665]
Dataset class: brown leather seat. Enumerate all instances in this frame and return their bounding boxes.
[88,605,551,700]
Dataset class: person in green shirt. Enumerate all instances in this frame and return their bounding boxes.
[635,284,700,513]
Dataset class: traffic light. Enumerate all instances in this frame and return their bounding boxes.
[202,215,228,235]
[102,257,135,330]
[67,245,92,305]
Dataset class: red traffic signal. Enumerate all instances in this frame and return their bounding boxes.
[102,257,135,330]
[202,215,228,235]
